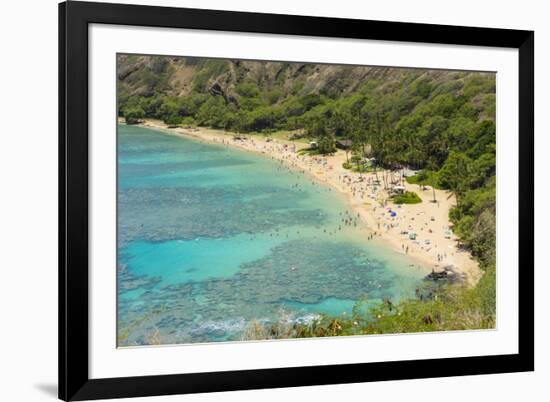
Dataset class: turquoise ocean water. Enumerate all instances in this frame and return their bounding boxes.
[117,124,425,345]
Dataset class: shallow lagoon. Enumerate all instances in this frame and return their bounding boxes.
[117,124,426,346]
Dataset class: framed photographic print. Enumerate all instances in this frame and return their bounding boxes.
[59,1,534,400]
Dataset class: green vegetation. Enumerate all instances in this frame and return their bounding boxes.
[118,56,497,336]
[122,106,145,124]
[343,161,372,173]
[406,170,439,188]
[392,191,422,204]
[243,264,495,340]
[165,114,183,127]
[193,59,230,92]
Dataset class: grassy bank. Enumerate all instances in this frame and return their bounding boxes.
[243,263,495,340]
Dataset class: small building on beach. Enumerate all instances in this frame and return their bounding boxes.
[391,185,406,195]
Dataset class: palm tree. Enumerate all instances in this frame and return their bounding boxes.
[369,113,385,185]
[438,151,471,207]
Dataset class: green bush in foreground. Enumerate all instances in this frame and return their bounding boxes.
[242,264,495,341]
[393,191,422,204]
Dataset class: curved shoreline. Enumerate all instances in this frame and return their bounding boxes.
[130,118,481,286]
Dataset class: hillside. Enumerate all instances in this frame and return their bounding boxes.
[118,55,495,124]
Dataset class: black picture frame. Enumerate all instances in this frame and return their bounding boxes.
[59,1,534,400]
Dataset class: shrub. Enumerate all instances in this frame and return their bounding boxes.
[393,191,422,204]
[180,116,196,126]
[123,106,145,124]
[317,136,336,154]
[235,80,260,98]
[164,114,183,127]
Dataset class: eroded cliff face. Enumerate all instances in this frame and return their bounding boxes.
[117,54,491,107]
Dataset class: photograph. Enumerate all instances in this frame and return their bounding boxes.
[0,0,541,401]
[116,54,496,347]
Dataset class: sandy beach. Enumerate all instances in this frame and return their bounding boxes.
[133,118,481,286]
